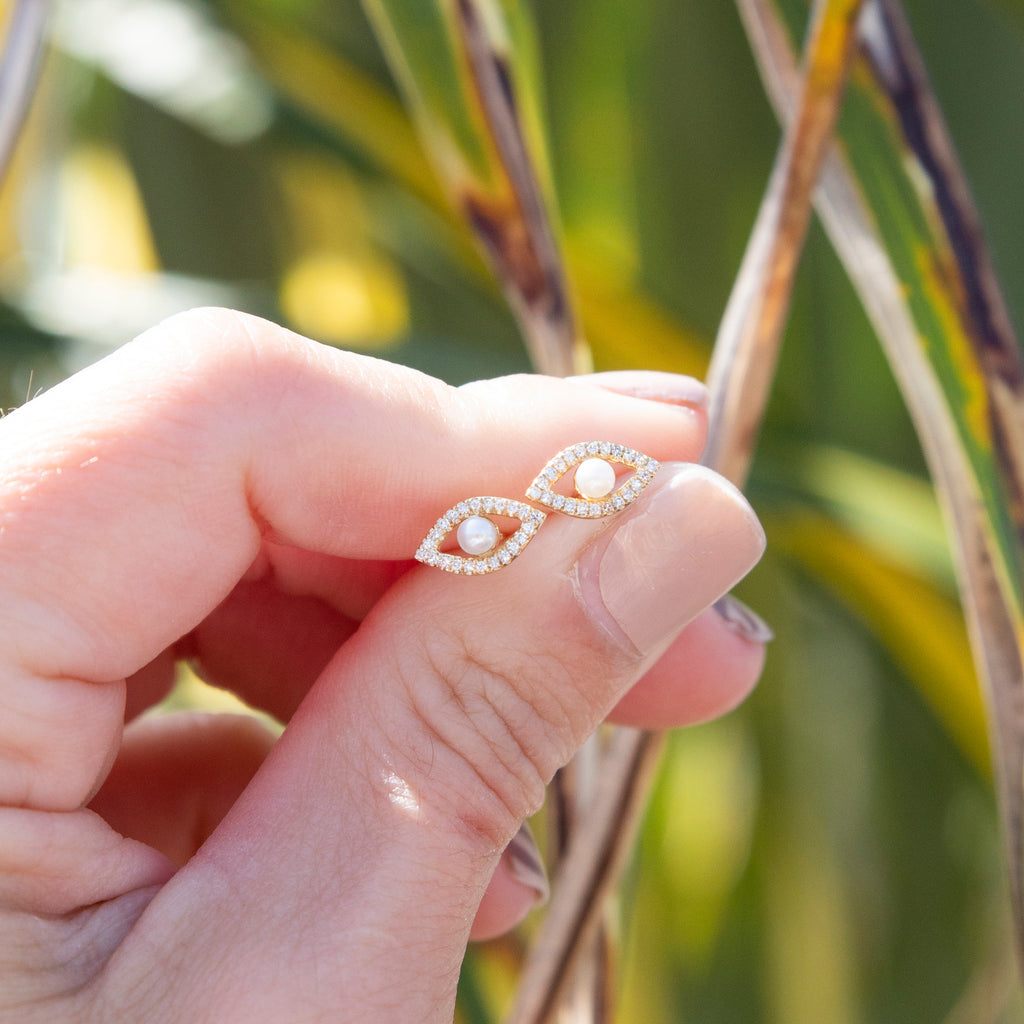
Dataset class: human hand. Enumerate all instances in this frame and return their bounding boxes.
[0,309,766,1022]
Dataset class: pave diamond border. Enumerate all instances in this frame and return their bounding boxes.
[414,498,547,575]
[525,442,660,518]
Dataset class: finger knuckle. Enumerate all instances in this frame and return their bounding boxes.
[396,634,580,847]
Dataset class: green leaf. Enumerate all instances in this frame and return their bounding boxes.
[741,0,1024,963]
[231,8,711,377]
[361,0,586,375]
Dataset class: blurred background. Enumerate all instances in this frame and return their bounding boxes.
[2,0,1023,1020]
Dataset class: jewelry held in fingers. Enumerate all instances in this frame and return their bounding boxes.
[526,442,660,518]
[415,497,546,574]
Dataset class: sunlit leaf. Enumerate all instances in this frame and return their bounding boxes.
[275,154,409,347]
[360,0,585,376]
[851,2,1024,618]
[703,0,865,485]
[775,511,988,774]
[741,0,1024,960]
[0,0,49,180]
[239,15,442,203]
[508,4,867,1020]
[61,144,159,273]
[233,11,711,378]
[788,444,953,585]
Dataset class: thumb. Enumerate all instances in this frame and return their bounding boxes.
[110,463,764,1022]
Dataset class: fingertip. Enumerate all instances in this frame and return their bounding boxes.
[712,594,774,645]
[469,822,548,942]
[608,599,769,729]
[568,370,709,411]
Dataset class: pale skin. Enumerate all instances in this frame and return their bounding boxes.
[0,308,766,1023]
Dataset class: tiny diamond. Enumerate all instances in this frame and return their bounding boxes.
[552,494,566,510]
[499,549,512,565]
[611,444,624,458]
[527,485,541,500]
[587,441,600,454]
[612,494,625,510]
[487,556,500,570]
[507,540,521,555]
[573,443,588,459]
[599,441,612,455]
[554,458,567,473]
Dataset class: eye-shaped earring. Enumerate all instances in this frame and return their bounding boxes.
[526,442,659,518]
[415,497,546,575]
[414,442,659,574]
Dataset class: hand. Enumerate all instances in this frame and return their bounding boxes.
[0,309,766,1023]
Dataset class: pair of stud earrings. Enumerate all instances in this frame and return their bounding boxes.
[415,442,660,575]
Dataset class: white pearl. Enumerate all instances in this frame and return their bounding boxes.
[457,515,499,556]
[574,457,616,499]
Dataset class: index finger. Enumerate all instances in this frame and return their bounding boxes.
[0,307,705,814]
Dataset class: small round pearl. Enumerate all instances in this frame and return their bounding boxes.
[457,515,500,556]
[574,457,616,499]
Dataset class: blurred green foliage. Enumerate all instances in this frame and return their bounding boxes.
[2,0,1024,1020]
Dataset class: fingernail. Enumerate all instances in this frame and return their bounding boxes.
[577,464,766,659]
[713,594,774,644]
[570,371,709,411]
[505,821,549,905]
